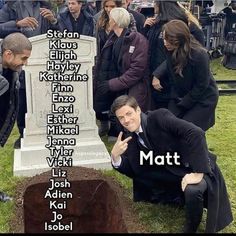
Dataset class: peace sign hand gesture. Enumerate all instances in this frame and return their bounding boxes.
[111,132,132,163]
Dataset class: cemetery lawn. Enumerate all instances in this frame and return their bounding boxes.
[0,58,235,233]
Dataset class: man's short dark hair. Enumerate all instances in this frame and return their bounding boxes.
[76,0,86,3]
[111,95,139,114]
[2,33,32,54]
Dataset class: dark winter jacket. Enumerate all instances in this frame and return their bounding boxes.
[93,32,120,113]
[94,30,150,113]
[128,8,145,33]
[108,29,150,112]
[96,28,110,60]
[222,5,236,38]
[0,47,19,147]
[144,20,205,74]
[143,20,205,107]
[57,8,95,36]
[153,48,219,131]
[114,109,233,233]
[0,2,21,38]
[95,11,137,58]
[0,0,57,38]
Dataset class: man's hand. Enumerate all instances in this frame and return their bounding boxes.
[16,17,39,29]
[181,173,204,191]
[111,132,132,162]
[144,17,157,27]
[40,8,57,23]
[152,76,163,91]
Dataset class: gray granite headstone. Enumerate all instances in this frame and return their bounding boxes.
[14,33,111,176]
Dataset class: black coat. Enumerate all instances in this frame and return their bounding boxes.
[94,30,150,113]
[128,8,145,33]
[57,8,95,36]
[153,48,219,131]
[0,3,21,38]
[144,21,205,108]
[145,21,205,74]
[0,51,19,147]
[93,32,120,113]
[96,28,110,60]
[222,5,236,38]
[108,30,150,112]
[0,1,57,38]
[113,109,233,233]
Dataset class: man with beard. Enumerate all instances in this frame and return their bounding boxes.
[0,0,57,149]
[0,33,32,201]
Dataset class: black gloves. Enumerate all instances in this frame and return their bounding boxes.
[96,81,110,97]
[0,75,9,96]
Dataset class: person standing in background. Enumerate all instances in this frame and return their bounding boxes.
[121,0,145,33]
[57,0,95,36]
[0,0,58,149]
[93,8,150,140]
[143,0,205,110]
[0,0,4,9]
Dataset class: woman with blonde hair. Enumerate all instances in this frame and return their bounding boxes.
[95,0,136,57]
[96,0,122,56]
[94,7,150,139]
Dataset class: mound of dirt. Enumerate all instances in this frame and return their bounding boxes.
[10,166,147,233]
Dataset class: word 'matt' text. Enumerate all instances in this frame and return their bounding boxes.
[140,151,181,166]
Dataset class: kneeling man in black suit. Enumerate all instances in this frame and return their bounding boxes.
[110,95,233,233]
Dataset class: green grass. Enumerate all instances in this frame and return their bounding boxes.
[0,58,235,233]
[0,125,24,232]
[103,94,236,233]
[210,58,236,81]
[102,58,236,233]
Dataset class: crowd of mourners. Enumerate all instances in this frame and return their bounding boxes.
[0,1,235,233]
[0,0,235,142]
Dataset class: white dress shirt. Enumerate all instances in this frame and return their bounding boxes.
[111,126,143,168]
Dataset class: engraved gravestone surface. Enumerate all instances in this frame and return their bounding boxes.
[14,33,111,176]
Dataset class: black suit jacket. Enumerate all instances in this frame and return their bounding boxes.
[113,109,232,233]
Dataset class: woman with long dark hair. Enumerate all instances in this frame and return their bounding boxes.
[96,0,122,56]
[153,19,218,131]
[143,0,205,109]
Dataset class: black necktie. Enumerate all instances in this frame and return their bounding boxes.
[137,132,149,149]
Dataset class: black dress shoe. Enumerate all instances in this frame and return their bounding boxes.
[0,192,13,202]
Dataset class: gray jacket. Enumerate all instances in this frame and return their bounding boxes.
[0,0,57,38]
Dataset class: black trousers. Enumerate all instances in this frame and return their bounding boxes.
[17,71,27,137]
[184,179,207,233]
[133,172,207,233]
